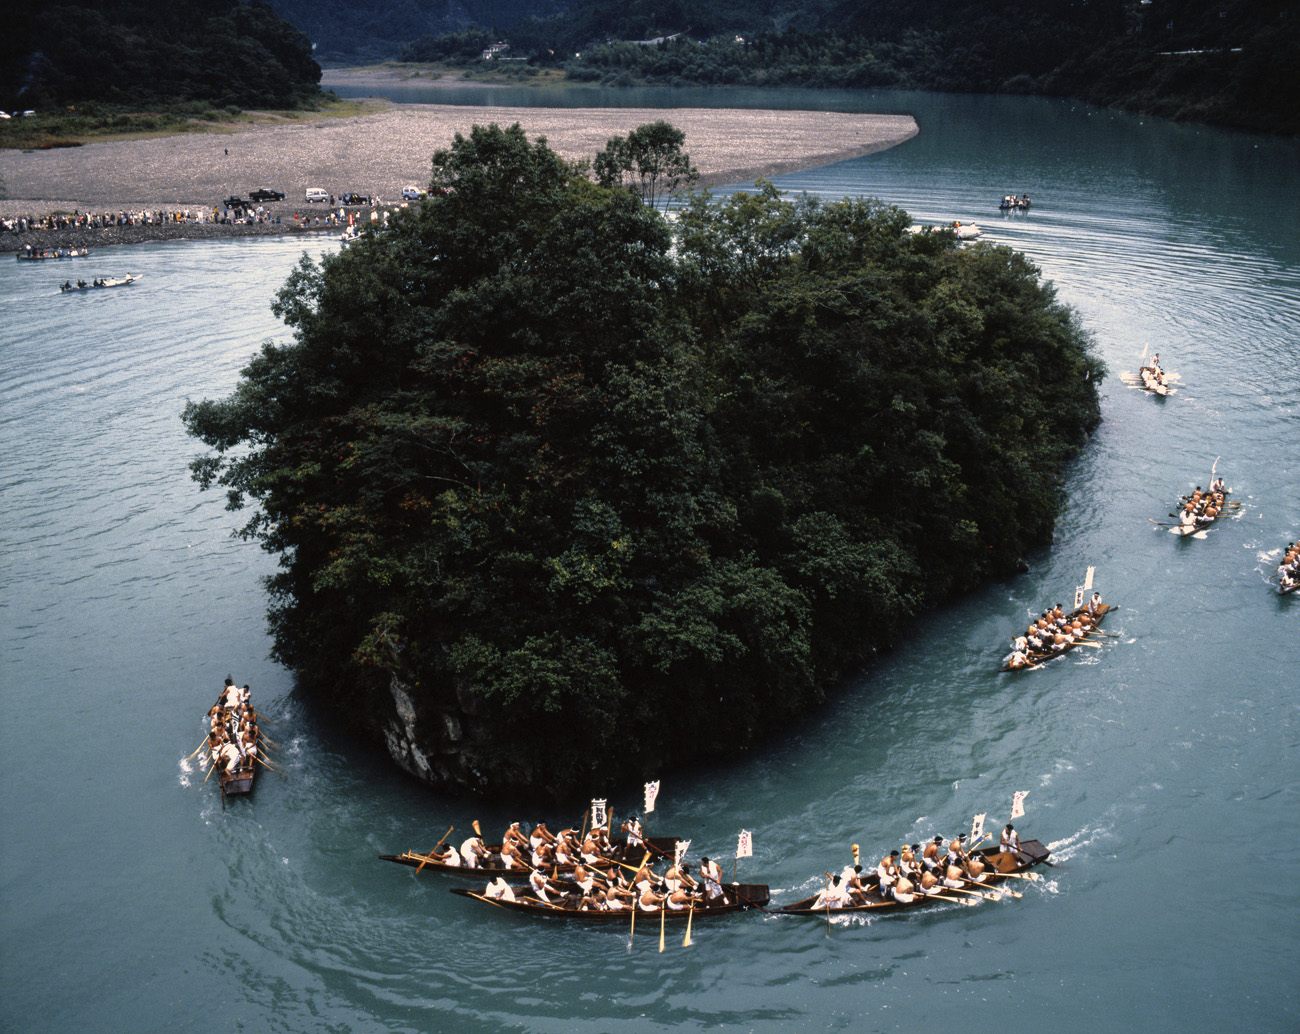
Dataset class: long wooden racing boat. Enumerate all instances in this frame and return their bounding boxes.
[1139,366,1170,396]
[380,836,680,878]
[1004,602,1110,670]
[449,883,771,921]
[775,839,1050,916]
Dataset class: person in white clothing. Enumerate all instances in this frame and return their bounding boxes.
[999,824,1020,856]
[460,837,485,869]
[485,877,515,902]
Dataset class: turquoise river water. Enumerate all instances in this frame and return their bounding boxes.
[1,88,1298,1032]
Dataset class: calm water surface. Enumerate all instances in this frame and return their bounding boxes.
[2,90,1298,1032]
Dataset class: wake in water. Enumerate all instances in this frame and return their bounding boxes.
[1046,823,1114,863]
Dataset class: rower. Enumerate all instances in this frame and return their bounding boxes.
[581,829,602,863]
[484,876,516,902]
[664,861,696,894]
[638,884,665,912]
[220,678,241,709]
[921,835,943,874]
[813,874,847,910]
[503,821,528,852]
[528,867,554,902]
[460,835,486,869]
[499,841,524,870]
[843,865,869,904]
[876,850,900,900]
[893,872,916,904]
[999,824,1020,858]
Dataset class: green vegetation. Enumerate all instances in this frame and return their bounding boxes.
[0,96,377,151]
[4,0,322,115]
[184,124,1102,795]
[364,0,1294,135]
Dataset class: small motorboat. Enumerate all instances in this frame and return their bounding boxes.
[60,275,139,292]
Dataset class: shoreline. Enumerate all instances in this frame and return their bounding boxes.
[1,103,917,252]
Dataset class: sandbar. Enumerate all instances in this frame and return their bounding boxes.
[0,104,917,250]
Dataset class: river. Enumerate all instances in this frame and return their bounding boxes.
[1,88,1297,1032]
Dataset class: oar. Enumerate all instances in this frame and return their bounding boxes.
[252,754,282,776]
[659,897,667,953]
[202,761,218,784]
[944,886,1001,902]
[629,896,637,946]
[185,737,209,760]
[416,825,454,875]
[683,902,695,947]
[993,870,1041,882]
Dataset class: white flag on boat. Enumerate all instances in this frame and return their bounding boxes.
[644,780,660,815]
[590,798,608,829]
[970,813,987,843]
[736,829,753,859]
[1011,791,1029,820]
[674,839,691,866]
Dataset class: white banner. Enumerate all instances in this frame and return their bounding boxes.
[736,829,753,859]
[674,839,691,866]
[1011,791,1029,820]
[970,813,987,843]
[590,798,607,829]
[644,780,660,815]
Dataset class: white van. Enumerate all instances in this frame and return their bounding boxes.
[304,187,329,203]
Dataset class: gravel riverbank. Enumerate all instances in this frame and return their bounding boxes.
[1,103,917,252]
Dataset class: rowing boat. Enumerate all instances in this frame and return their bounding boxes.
[450,882,771,921]
[17,247,89,261]
[1004,602,1110,670]
[1169,487,1231,537]
[1139,367,1170,396]
[379,836,680,878]
[774,840,1050,916]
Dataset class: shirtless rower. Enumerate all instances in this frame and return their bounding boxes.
[921,835,944,876]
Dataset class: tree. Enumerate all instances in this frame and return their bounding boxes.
[593,120,699,205]
[185,123,1101,798]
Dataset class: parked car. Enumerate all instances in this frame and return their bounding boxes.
[339,192,370,205]
[401,185,427,201]
[222,195,248,209]
[248,187,285,202]
[304,187,329,203]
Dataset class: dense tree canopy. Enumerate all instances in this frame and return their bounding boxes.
[184,124,1102,796]
[4,0,321,111]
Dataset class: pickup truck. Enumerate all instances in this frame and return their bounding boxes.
[222,196,248,209]
[248,187,285,202]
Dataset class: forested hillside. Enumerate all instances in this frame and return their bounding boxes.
[4,0,322,111]
[268,0,566,62]
[300,0,1293,134]
[184,124,1103,796]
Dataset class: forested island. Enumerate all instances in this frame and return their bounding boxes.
[184,123,1103,797]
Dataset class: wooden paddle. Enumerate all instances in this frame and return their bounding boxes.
[683,902,695,947]
[659,897,667,953]
[415,825,454,875]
